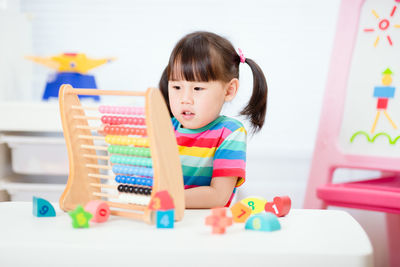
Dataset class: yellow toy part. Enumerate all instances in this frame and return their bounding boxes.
[25,53,115,74]
[240,196,267,215]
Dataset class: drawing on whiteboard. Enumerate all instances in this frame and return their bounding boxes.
[370,68,397,133]
[350,68,400,145]
[363,5,400,47]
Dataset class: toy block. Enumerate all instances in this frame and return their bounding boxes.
[149,190,175,211]
[156,209,174,229]
[205,207,233,234]
[68,205,93,228]
[245,213,281,232]
[230,201,252,223]
[240,197,267,214]
[32,196,56,217]
[84,200,110,223]
[264,196,292,217]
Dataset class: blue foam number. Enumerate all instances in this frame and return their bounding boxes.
[33,196,56,217]
[245,213,281,232]
[156,209,174,229]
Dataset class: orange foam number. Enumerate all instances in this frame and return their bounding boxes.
[205,207,233,234]
[264,196,291,217]
[148,190,174,211]
[230,201,252,223]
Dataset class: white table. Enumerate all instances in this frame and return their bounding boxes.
[0,202,373,267]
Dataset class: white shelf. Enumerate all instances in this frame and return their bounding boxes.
[0,101,62,132]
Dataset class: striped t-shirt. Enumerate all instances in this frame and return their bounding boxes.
[172,116,247,206]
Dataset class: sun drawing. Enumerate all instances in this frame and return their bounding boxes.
[363,5,400,47]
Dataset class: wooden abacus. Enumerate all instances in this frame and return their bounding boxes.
[58,84,184,224]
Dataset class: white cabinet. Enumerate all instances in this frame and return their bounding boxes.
[0,102,67,202]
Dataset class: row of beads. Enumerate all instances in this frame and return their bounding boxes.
[101,116,145,126]
[112,165,153,177]
[108,145,151,157]
[99,105,145,115]
[117,184,152,195]
[110,155,152,167]
[103,125,146,137]
[115,175,153,186]
[119,194,150,206]
[105,135,149,147]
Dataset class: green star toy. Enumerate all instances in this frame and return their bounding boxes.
[68,205,93,228]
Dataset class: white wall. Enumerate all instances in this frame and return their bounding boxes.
[17,0,341,202]
[3,0,390,266]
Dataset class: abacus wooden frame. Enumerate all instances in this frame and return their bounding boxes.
[58,84,184,224]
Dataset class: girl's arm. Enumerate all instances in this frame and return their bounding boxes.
[184,177,238,208]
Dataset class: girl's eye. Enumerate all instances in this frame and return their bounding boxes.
[194,87,204,91]
[172,86,180,90]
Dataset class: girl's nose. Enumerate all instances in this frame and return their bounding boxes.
[181,89,193,104]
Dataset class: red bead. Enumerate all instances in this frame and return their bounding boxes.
[117,117,123,125]
[110,116,116,125]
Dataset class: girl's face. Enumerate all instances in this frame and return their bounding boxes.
[168,80,236,129]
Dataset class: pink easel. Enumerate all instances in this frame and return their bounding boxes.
[304,1,400,266]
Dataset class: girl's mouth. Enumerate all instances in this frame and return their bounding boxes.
[182,111,195,119]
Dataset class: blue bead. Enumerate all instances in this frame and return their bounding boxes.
[125,177,131,184]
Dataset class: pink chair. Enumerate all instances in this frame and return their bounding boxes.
[303,1,400,266]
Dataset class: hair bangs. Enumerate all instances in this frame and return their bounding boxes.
[167,40,220,82]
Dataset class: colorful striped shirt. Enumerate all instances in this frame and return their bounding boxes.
[172,116,247,206]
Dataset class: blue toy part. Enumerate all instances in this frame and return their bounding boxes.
[32,196,56,217]
[156,209,174,229]
[373,86,395,98]
[245,213,281,232]
[42,72,99,101]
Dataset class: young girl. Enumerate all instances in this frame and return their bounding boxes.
[159,31,268,208]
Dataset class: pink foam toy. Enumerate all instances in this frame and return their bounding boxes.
[84,200,110,223]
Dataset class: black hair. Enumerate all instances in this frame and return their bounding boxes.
[159,31,268,133]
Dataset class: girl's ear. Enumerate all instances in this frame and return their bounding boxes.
[224,78,239,102]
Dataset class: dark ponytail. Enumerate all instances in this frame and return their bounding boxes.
[240,58,268,133]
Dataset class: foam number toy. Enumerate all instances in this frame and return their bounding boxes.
[148,190,175,211]
[32,196,56,217]
[84,200,110,223]
[156,210,174,229]
[245,213,281,232]
[230,201,252,223]
[68,205,93,228]
[205,207,233,234]
[241,197,267,214]
[264,196,291,217]
[148,190,175,228]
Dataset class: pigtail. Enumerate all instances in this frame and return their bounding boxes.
[159,66,173,117]
[240,58,268,133]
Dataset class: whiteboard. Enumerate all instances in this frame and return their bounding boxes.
[339,0,400,157]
